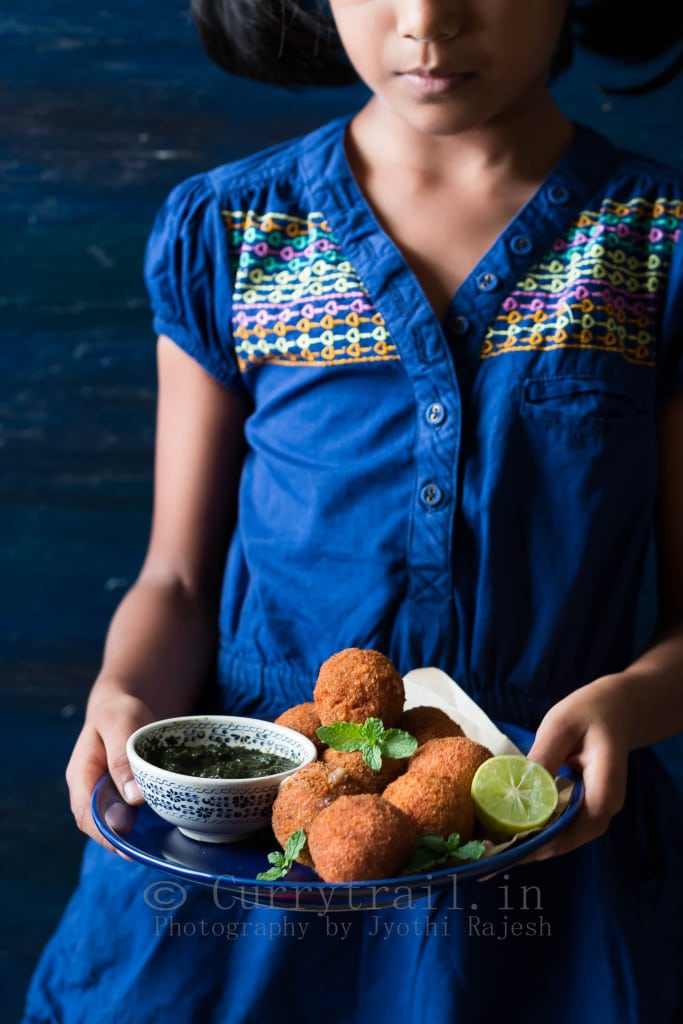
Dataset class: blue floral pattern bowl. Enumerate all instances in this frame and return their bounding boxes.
[126,715,318,843]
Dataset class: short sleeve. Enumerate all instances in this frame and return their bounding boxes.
[143,174,245,393]
[658,220,683,406]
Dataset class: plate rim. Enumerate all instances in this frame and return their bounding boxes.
[92,720,584,906]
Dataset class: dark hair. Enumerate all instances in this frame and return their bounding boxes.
[190,0,356,87]
[190,0,681,94]
[567,0,683,94]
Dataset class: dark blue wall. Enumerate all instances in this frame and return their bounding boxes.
[2,4,681,1020]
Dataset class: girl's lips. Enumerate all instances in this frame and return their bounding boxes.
[398,70,473,96]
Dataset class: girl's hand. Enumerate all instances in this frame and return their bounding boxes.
[523,675,633,861]
[65,692,155,855]
[494,394,683,869]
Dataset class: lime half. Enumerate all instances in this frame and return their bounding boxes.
[471,755,559,837]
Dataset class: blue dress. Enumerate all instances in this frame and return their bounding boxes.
[24,115,683,1023]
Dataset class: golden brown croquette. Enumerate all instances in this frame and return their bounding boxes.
[382,771,475,842]
[313,647,405,727]
[271,761,366,866]
[307,794,418,882]
[397,705,464,747]
[408,736,493,792]
[274,701,326,754]
[321,747,406,793]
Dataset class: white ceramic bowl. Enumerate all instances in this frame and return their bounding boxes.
[126,715,317,843]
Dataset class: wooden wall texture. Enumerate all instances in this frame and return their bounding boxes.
[2,3,681,1019]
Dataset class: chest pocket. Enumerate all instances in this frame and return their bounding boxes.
[520,375,649,435]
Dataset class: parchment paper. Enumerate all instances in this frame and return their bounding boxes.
[403,668,578,857]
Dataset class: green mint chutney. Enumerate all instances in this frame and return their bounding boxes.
[142,738,299,779]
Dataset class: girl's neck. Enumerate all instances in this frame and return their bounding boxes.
[342,90,576,323]
[348,90,574,191]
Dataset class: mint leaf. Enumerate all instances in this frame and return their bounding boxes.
[256,863,290,881]
[403,847,441,874]
[422,833,451,854]
[450,840,486,862]
[362,718,385,743]
[256,829,307,881]
[316,722,366,752]
[283,829,307,862]
[445,833,462,854]
[402,832,485,874]
[380,728,418,759]
[256,850,288,880]
[403,834,448,873]
[318,718,417,773]
[362,745,383,772]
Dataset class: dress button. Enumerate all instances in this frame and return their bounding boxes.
[476,272,499,292]
[509,234,533,255]
[419,482,444,508]
[451,315,470,335]
[548,185,570,204]
[425,402,446,426]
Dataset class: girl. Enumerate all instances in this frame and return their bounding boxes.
[24,1,683,1021]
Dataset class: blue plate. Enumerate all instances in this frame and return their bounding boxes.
[92,721,583,911]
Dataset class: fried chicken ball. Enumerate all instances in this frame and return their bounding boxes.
[271,761,366,867]
[307,794,418,883]
[408,736,493,791]
[397,705,464,747]
[321,747,406,793]
[274,701,326,754]
[313,648,405,728]
[382,771,474,842]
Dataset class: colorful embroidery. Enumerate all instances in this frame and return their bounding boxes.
[224,210,398,372]
[482,197,683,365]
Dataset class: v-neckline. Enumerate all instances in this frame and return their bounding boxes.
[301,114,618,352]
[342,123,579,326]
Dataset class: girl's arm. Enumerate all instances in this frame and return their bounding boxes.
[66,335,251,851]
[526,392,683,860]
